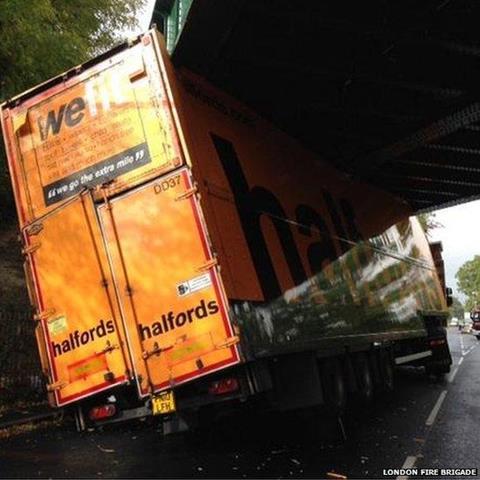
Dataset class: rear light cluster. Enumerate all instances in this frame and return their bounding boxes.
[89,404,116,421]
[208,377,239,395]
[429,339,446,347]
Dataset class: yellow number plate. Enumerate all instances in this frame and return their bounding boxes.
[152,390,176,415]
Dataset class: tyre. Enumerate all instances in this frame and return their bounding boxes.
[320,358,347,413]
[355,353,373,403]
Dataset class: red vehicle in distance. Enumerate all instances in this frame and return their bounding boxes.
[470,308,480,340]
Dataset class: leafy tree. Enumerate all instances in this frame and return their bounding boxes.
[456,255,480,311]
[0,0,145,100]
[448,296,464,320]
[417,212,443,237]
[0,0,146,224]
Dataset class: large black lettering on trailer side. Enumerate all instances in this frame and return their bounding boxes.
[209,133,439,358]
[210,133,362,302]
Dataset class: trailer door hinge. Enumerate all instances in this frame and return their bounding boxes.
[175,186,197,202]
[215,335,240,349]
[26,223,43,236]
[46,380,67,392]
[22,243,41,255]
[34,308,56,322]
[197,257,218,272]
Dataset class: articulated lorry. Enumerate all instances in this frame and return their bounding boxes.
[0,29,452,429]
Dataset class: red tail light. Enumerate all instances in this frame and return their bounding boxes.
[208,377,239,395]
[89,404,116,421]
[429,339,446,347]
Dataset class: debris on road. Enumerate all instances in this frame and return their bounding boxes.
[327,472,347,479]
[95,444,115,453]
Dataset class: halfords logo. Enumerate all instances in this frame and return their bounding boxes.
[139,299,219,341]
[51,320,115,358]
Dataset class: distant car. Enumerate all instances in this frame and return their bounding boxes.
[450,317,458,326]
[462,324,472,334]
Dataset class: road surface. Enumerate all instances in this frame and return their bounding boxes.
[0,328,478,479]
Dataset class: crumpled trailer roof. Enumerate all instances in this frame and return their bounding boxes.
[152,0,480,213]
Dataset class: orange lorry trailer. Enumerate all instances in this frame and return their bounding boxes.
[1,29,452,429]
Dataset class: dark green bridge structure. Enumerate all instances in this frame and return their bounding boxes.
[151,0,480,213]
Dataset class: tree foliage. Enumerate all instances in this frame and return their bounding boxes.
[448,296,464,320]
[456,255,480,311]
[417,212,443,237]
[0,0,145,99]
[0,0,145,224]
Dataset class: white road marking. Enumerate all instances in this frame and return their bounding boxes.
[464,346,475,356]
[425,390,447,426]
[396,456,417,480]
[448,367,458,383]
[396,331,471,480]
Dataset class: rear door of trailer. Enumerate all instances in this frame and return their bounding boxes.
[1,30,239,406]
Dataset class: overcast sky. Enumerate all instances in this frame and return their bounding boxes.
[123,0,155,37]
[138,0,156,31]
[428,199,480,302]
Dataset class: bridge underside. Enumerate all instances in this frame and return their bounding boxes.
[153,0,480,213]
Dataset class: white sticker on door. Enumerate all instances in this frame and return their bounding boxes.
[176,273,212,297]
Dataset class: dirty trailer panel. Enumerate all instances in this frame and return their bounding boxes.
[23,193,129,406]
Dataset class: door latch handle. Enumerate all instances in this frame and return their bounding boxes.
[142,342,173,360]
[100,340,119,354]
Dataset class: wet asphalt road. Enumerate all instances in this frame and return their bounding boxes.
[0,327,478,479]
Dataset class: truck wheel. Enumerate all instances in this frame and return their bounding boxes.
[320,358,346,413]
[355,354,373,403]
[379,351,394,392]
